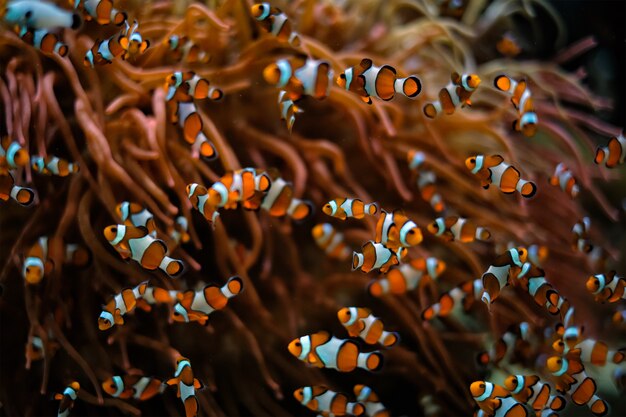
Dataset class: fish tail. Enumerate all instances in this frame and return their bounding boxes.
[394,75,421,98]
[352,252,364,271]
[159,256,184,277]
[357,351,383,371]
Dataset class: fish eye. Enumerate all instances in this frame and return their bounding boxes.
[26,267,30,273]
[25,10,32,18]
[111,227,117,233]
[339,74,346,79]
[470,158,475,163]
[479,383,485,389]
[345,310,351,316]
[295,341,301,347]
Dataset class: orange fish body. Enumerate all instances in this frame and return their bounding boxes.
[135,284,180,311]
[477,323,529,366]
[55,381,80,417]
[186,183,220,226]
[102,375,166,400]
[0,172,35,206]
[595,132,625,168]
[369,257,445,297]
[422,278,483,321]
[205,168,272,210]
[503,374,564,413]
[293,386,365,416]
[497,33,522,57]
[116,201,157,237]
[337,307,399,347]
[98,281,148,330]
[323,198,378,220]
[264,56,333,101]
[22,237,89,285]
[423,72,480,118]
[374,210,422,250]
[278,89,302,133]
[549,163,579,198]
[571,217,593,253]
[84,35,125,67]
[470,381,518,416]
[166,358,203,417]
[167,35,210,64]
[164,71,222,102]
[515,265,560,312]
[481,247,529,305]
[352,241,402,274]
[259,173,312,220]
[586,271,626,303]
[31,155,78,176]
[171,100,218,160]
[494,75,538,137]
[427,216,491,243]
[251,3,301,46]
[0,137,29,173]
[19,28,68,56]
[73,0,127,25]
[312,223,351,260]
[466,154,537,198]
[406,150,446,212]
[172,276,243,325]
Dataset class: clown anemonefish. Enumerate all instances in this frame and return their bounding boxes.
[104,224,184,276]
[427,216,491,243]
[423,72,480,118]
[466,154,537,198]
[116,201,157,238]
[407,150,446,213]
[84,33,125,66]
[353,385,389,417]
[374,209,423,250]
[323,198,378,220]
[494,74,538,137]
[164,71,222,102]
[186,183,220,226]
[258,172,312,220]
[553,337,625,366]
[171,100,218,160]
[0,172,35,206]
[288,331,384,372]
[135,283,180,311]
[31,155,79,177]
[498,242,548,268]
[203,168,272,210]
[118,20,149,58]
[369,257,446,297]
[278,90,302,133]
[503,374,565,413]
[166,357,203,417]
[497,32,522,57]
[98,281,148,330]
[571,217,593,253]
[4,0,82,35]
[22,237,90,285]
[352,241,403,274]
[264,56,333,101]
[169,216,191,245]
[477,322,529,366]
[172,276,243,325]
[293,386,365,416]
[312,223,351,261]
[0,137,29,173]
[102,374,166,401]
[421,278,483,321]
[515,265,561,313]
[595,132,625,168]
[72,0,127,25]
[586,271,625,303]
[337,59,421,105]
[166,35,210,64]
[250,3,301,46]
[481,247,530,305]
[54,381,80,417]
[337,307,399,347]
[19,28,68,56]
[549,163,579,198]
[470,381,528,417]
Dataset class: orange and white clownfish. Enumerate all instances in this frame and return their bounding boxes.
[263,56,333,101]
[369,257,446,297]
[0,137,29,173]
[549,163,579,198]
[586,271,625,303]
[293,386,365,416]
[427,216,490,243]
[4,1,81,35]
[102,375,166,401]
[169,216,191,246]
[336,58,421,105]
[353,385,389,417]
[278,90,302,133]
[481,247,530,306]
[250,3,301,46]
[22,237,90,285]
[288,331,384,372]
[98,281,148,330]
[423,72,480,118]
[546,356,609,416]
[503,374,565,414]
[186,183,220,226]
[0,172,35,206]
[84,34,125,67]
[115,201,157,238]
[470,381,525,417]
[352,241,404,274]
[374,209,423,250]
[54,381,80,417]
[515,265,561,313]
[545,295,570,322]
[494,75,538,137]
[337,307,399,347]
[166,357,203,417]
[595,132,625,168]
[135,283,180,311]
[204,168,272,210]
[477,322,530,366]
[172,276,243,325]
[496,32,522,57]
[166,35,210,64]
[553,307,583,353]
[118,20,149,59]
[421,278,483,321]
[323,198,378,220]
[553,337,625,366]
[72,0,126,25]
[259,172,312,220]
[407,150,445,213]
[171,100,218,159]
[571,217,593,253]
[31,155,79,177]
[312,223,351,261]
[103,224,184,277]
[164,71,223,102]
[466,154,537,198]
[19,28,68,56]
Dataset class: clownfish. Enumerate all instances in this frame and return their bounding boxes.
[503,375,565,414]
[4,1,81,35]
[0,137,29,172]
[336,58,421,105]
[323,198,378,220]
[171,100,218,160]
[118,20,149,58]
[571,217,593,253]
[54,381,80,417]
[466,154,537,198]
[586,271,625,303]
[368,257,446,297]
[172,276,243,325]
[421,278,483,321]
[423,72,480,118]
[497,33,522,57]
[98,281,148,330]
[115,201,157,238]
[31,155,79,177]
[470,381,527,417]
[250,3,301,46]
[135,283,180,311]
[293,386,365,416]
[103,224,184,277]
[278,90,302,133]
[494,75,538,137]
[353,385,389,417]
[22,237,90,285]
[203,168,272,210]
[477,322,530,366]
[481,247,530,305]
[337,307,399,347]
[166,357,203,417]
[72,0,127,25]
[186,183,220,226]
[0,172,35,206]
[258,173,312,220]
[427,216,491,243]
[169,216,191,245]
[553,338,625,366]
[19,28,68,56]
[352,241,403,274]
[595,132,625,168]
[497,242,549,268]
[102,375,166,401]
[546,356,608,416]
[549,163,579,198]
[374,209,423,250]
[407,150,445,213]
[164,71,223,102]
[166,35,210,64]
[515,265,561,313]
[84,34,125,67]
[312,223,351,261]
[25,330,60,363]
[288,331,384,372]
[545,295,570,322]
[263,56,333,101]
[553,308,583,353]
